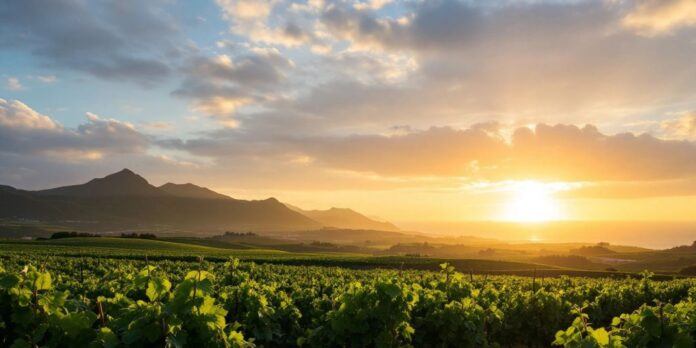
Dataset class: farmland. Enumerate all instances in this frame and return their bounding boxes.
[1,238,696,347]
[0,254,694,347]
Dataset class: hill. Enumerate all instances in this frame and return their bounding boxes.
[1,169,405,235]
[159,182,231,200]
[287,205,399,231]
[0,169,321,232]
[0,237,559,273]
[36,169,166,197]
[569,245,617,256]
[665,241,696,253]
[157,185,402,231]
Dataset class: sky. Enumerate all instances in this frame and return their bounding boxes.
[0,0,695,224]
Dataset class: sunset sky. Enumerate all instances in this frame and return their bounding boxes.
[1,0,695,224]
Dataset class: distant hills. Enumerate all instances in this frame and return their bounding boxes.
[0,169,399,233]
[286,204,399,231]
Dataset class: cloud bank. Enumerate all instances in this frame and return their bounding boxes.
[1,0,696,210]
[0,99,148,160]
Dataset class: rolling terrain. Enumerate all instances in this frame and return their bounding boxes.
[0,169,400,233]
[1,235,692,278]
[2,169,696,275]
[286,204,400,231]
[0,237,566,274]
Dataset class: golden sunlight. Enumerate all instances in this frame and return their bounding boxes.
[500,181,563,222]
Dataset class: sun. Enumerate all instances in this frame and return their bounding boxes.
[501,181,563,222]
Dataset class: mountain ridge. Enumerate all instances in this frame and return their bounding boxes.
[36,169,167,197]
[0,169,399,233]
[0,169,319,232]
[159,182,232,200]
[286,204,400,231]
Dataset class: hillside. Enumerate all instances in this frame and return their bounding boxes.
[0,237,558,273]
[0,169,320,232]
[0,169,404,234]
[569,245,617,256]
[159,182,232,200]
[287,205,399,231]
[36,169,166,197]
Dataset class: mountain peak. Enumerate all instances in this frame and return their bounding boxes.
[99,168,143,180]
[87,169,151,187]
[37,169,165,197]
[116,168,135,175]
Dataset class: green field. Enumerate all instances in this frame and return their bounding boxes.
[0,237,563,273]
[1,237,687,281]
[1,245,695,347]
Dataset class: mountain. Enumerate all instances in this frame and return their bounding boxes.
[0,185,17,192]
[0,169,321,232]
[36,169,166,197]
[159,183,231,200]
[0,186,66,220]
[287,205,399,231]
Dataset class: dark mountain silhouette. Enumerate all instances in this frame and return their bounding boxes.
[158,184,401,231]
[0,185,17,192]
[0,169,320,232]
[159,183,231,200]
[665,241,696,253]
[36,169,166,197]
[286,204,399,231]
[0,186,66,220]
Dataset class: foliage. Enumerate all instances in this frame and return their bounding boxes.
[50,231,101,239]
[1,253,695,347]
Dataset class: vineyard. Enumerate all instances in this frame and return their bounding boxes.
[1,251,696,348]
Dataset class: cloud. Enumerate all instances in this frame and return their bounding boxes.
[353,0,392,11]
[303,125,508,177]
[303,123,696,181]
[0,0,179,85]
[36,75,57,84]
[173,50,293,124]
[0,99,149,160]
[140,121,173,131]
[507,124,696,182]
[214,0,345,56]
[320,2,407,51]
[217,0,273,21]
[6,0,695,132]
[0,99,57,129]
[660,112,696,140]
[5,77,23,91]
[211,0,694,134]
[162,122,696,185]
[3,0,696,202]
[318,51,417,83]
[319,0,620,53]
[622,0,696,36]
[561,179,696,199]
[0,100,205,190]
[0,151,207,190]
[627,112,696,141]
[183,52,292,88]
[215,0,320,47]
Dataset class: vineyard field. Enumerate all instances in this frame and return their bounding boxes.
[1,244,696,347]
[0,238,564,274]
